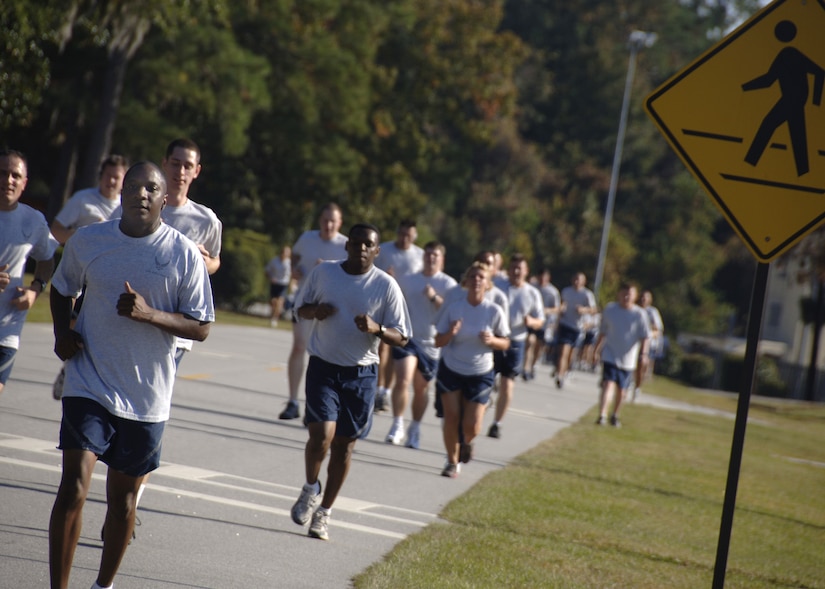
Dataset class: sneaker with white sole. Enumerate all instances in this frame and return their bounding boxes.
[291,482,321,526]
[441,461,459,478]
[308,508,330,540]
[385,421,404,445]
[405,425,420,449]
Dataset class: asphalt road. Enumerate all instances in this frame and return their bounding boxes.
[1,322,598,588]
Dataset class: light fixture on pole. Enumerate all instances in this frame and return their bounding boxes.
[593,30,657,299]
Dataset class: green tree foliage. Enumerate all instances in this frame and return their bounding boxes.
[115,19,271,160]
[497,0,758,332]
[0,3,65,129]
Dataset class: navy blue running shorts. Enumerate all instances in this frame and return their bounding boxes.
[435,360,495,405]
[390,339,438,382]
[59,397,165,477]
[0,346,17,385]
[601,362,633,391]
[304,355,377,439]
[494,339,525,378]
[556,323,583,347]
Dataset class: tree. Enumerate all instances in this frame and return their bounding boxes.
[499,0,758,332]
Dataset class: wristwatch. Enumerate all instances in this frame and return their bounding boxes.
[378,324,386,337]
[31,278,47,293]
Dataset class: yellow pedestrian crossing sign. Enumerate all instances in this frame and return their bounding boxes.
[645,0,825,262]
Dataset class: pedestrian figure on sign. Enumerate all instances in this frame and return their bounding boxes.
[742,20,824,177]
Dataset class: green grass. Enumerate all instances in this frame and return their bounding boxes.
[353,379,825,589]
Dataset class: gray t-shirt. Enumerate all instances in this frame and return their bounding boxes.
[397,270,458,358]
[439,283,510,328]
[599,302,651,370]
[51,221,215,422]
[292,230,347,289]
[161,199,223,258]
[560,285,596,330]
[540,283,561,326]
[0,204,59,349]
[54,187,120,230]
[506,282,546,342]
[266,256,292,286]
[436,297,509,376]
[374,241,424,278]
[159,199,222,352]
[295,262,411,366]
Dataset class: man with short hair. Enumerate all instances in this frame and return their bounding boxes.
[488,254,544,439]
[48,161,214,589]
[594,283,650,427]
[50,155,129,245]
[555,272,598,388]
[290,223,411,541]
[523,268,560,380]
[159,139,221,369]
[50,154,129,401]
[373,219,424,411]
[160,139,222,276]
[385,241,457,448]
[0,149,58,397]
[280,203,347,420]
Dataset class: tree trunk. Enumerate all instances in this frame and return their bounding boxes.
[46,107,84,223]
[805,279,823,401]
[79,47,128,188]
[80,12,150,187]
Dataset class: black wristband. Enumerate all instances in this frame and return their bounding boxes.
[31,278,47,292]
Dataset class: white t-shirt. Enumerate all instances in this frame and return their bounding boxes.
[157,199,222,351]
[599,302,651,371]
[374,241,424,278]
[397,270,458,358]
[161,199,223,258]
[506,282,546,342]
[540,283,561,326]
[292,230,347,289]
[439,283,510,328]
[436,297,509,376]
[266,257,291,286]
[51,221,215,422]
[54,187,120,229]
[560,286,597,330]
[0,205,59,349]
[295,262,411,366]
[643,305,665,355]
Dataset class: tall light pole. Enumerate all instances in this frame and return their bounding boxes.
[593,30,657,300]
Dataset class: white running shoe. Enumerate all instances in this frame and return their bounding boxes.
[308,508,330,540]
[405,425,420,449]
[291,482,321,526]
[385,421,404,445]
